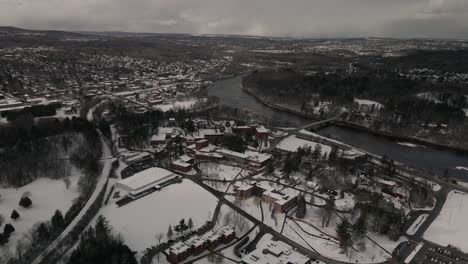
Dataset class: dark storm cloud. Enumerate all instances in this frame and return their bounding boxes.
[0,0,467,38]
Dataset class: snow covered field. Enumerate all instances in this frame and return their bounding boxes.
[456,166,468,171]
[0,174,81,252]
[424,190,468,252]
[227,193,399,263]
[397,142,425,148]
[276,135,332,154]
[199,163,249,181]
[101,180,218,256]
[154,99,202,112]
[407,214,429,236]
[354,99,383,109]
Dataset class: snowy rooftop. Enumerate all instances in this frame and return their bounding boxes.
[263,189,298,206]
[184,236,206,248]
[234,182,255,191]
[179,154,194,163]
[245,150,272,163]
[255,126,268,133]
[168,241,190,255]
[276,135,332,154]
[218,148,249,159]
[242,234,311,264]
[172,159,191,168]
[124,152,152,163]
[116,167,174,191]
[150,134,166,142]
[201,230,221,242]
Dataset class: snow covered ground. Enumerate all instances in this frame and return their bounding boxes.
[397,142,425,148]
[455,166,468,171]
[354,99,383,109]
[228,193,398,263]
[464,109,468,117]
[0,173,81,253]
[406,214,429,236]
[101,180,218,257]
[154,99,202,112]
[276,135,332,154]
[199,163,249,181]
[424,190,468,252]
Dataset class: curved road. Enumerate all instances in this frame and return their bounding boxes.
[31,131,113,264]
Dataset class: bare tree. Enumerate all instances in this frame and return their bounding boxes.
[155,232,163,244]
[16,238,31,264]
[63,177,71,189]
[155,233,164,262]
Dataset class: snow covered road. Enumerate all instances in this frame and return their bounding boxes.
[31,131,113,264]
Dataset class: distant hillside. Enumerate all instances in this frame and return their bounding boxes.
[0,26,84,38]
[388,49,468,73]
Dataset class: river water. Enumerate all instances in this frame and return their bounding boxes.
[316,126,468,179]
[210,75,468,180]
[208,75,310,127]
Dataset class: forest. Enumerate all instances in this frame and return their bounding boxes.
[0,116,102,187]
[243,68,467,126]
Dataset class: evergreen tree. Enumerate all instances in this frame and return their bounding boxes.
[19,196,32,208]
[313,144,322,159]
[11,210,20,220]
[188,218,194,230]
[295,194,307,219]
[336,218,353,254]
[4,223,15,235]
[167,225,174,240]
[95,215,111,242]
[328,146,339,163]
[51,209,65,230]
[0,232,8,246]
[353,214,367,241]
[37,222,50,241]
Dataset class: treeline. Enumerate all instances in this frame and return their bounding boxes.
[388,49,468,74]
[68,216,137,264]
[110,101,203,149]
[0,117,101,187]
[353,189,405,241]
[244,69,467,125]
[1,102,61,121]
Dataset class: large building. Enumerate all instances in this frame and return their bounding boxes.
[233,182,298,213]
[242,235,312,264]
[167,225,236,263]
[116,167,178,198]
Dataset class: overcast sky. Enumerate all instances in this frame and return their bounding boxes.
[0,0,467,39]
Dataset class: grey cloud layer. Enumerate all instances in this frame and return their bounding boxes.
[0,0,467,38]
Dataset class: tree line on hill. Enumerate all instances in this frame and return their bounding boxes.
[68,216,137,264]
[1,102,62,121]
[243,68,467,126]
[0,116,101,187]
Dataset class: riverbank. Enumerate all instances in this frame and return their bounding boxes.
[328,120,468,154]
[242,85,317,119]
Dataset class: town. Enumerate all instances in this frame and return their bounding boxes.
[0,25,468,264]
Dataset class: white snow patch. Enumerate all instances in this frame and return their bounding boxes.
[397,142,425,148]
[354,99,383,109]
[100,180,218,257]
[406,214,429,236]
[276,135,332,154]
[424,190,468,252]
[404,243,424,263]
[154,99,201,112]
[455,166,468,171]
[0,174,81,252]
